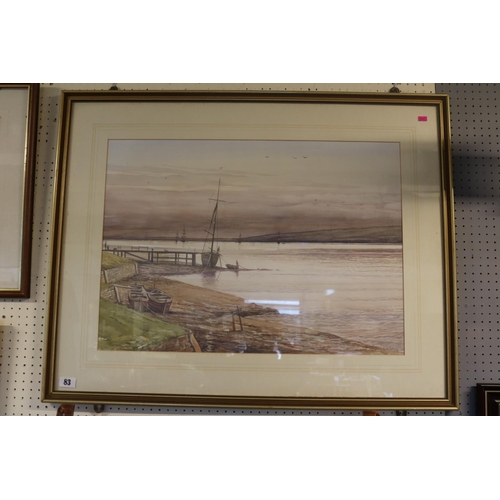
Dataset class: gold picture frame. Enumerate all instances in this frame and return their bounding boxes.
[43,90,458,410]
[0,83,39,298]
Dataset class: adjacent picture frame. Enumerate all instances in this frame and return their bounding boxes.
[43,90,458,410]
[0,83,39,298]
[476,384,500,416]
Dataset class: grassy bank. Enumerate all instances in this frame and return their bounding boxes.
[101,252,134,270]
[98,298,188,350]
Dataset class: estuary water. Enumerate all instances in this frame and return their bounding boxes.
[105,240,404,352]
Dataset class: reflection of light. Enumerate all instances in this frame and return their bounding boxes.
[245,299,300,315]
[325,289,335,296]
[245,299,300,306]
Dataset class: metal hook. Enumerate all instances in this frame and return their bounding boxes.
[389,83,401,93]
[94,404,105,414]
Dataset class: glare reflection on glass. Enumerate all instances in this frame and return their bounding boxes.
[325,289,335,296]
[245,299,300,306]
[245,299,300,316]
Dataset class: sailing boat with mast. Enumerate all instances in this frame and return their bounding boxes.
[201,180,222,268]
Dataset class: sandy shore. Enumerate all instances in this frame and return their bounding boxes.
[104,262,393,355]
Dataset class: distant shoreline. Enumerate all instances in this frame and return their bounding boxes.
[103,239,403,250]
[103,225,402,245]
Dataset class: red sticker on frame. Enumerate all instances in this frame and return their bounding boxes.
[418,116,428,121]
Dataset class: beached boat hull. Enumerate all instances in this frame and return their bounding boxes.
[126,284,172,315]
[128,285,148,312]
[146,289,173,315]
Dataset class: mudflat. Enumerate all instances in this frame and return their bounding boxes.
[101,262,392,355]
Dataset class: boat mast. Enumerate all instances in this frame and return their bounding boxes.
[209,179,221,254]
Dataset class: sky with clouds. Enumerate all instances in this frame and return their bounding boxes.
[103,139,402,240]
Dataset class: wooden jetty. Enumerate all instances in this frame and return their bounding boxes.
[105,245,200,266]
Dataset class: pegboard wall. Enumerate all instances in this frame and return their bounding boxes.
[2,82,480,417]
[436,83,500,416]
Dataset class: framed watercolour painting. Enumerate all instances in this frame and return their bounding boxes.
[43,90,458,409]
[0,83,39,298]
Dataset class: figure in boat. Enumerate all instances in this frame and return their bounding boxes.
[201,180,223,268]
[226,260,239,270]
